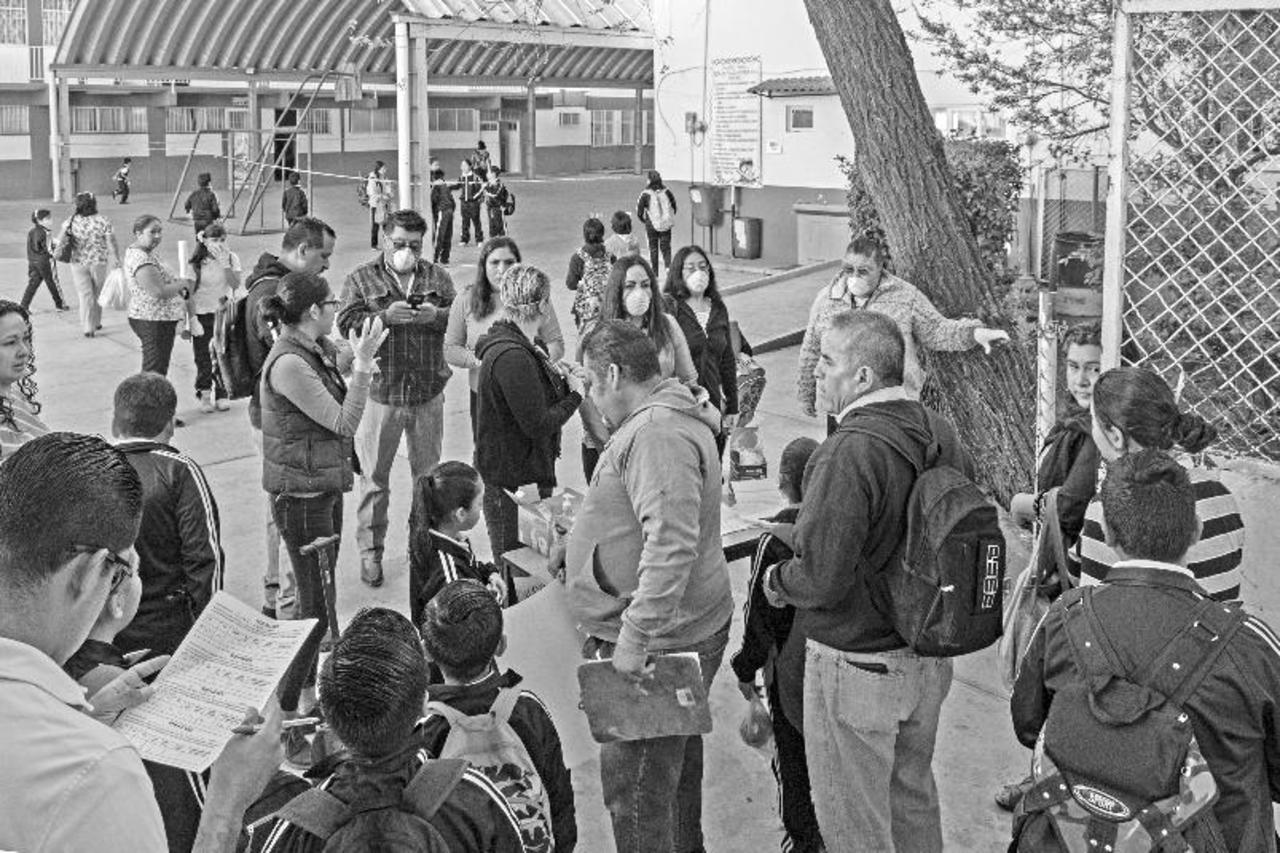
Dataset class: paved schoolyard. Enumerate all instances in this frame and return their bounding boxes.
[3,174,1276,850]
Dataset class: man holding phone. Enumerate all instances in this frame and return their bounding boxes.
[337,209,456,588]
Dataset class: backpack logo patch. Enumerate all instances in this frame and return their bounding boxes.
[1071,784,1132,820]
[978,541,1003,612]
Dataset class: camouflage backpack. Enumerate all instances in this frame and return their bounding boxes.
[1011,585,1243,853]
[425,688,553,852]
[571,249,612,332]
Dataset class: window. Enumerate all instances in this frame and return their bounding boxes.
[227,108,250,130]
[427,107,477,133]
[644,109,654,145]
[0,105,28,134]
[72,106,148,134]
[590,109,616,147]
[166,107,225,133]
[591,109,653,147]
[297,109,332,135]
[41,0,72,45]
[480,109,501,132]
[557,111,581,127]
[952,110,981,137]
[349,107,396,135]
[0,0,25,45]
[786,105,815,132]
[934,108,1006,139]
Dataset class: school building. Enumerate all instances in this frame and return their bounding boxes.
[1,0,656,202]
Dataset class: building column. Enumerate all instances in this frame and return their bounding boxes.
[55,76,71,201]
[524,79,536,179]
[633,86,644,175]
[410,29,430,213]
[394,18,413,209]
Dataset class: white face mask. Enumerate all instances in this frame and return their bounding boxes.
[685,270,709,294]
[391,247,418,273]
[624,287,652,318]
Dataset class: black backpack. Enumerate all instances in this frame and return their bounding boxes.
[250,758,467,853]
[214,275,275,400]
[842,417,1007,656]
[1011,584,1241,853]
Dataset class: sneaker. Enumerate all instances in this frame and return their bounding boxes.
[215,397,230,412]
[360,557,384,588]
[198,391,215,413]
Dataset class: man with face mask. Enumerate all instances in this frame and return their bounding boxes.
[337,209,456,587]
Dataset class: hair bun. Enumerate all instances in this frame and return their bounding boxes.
[1171,411,1218,454]
[1130,448,1188,488]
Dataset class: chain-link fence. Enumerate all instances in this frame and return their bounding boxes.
[1040,167,1108,282]
[1107,4,1280,462]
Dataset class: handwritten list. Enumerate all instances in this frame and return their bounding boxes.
[114,592,317,772]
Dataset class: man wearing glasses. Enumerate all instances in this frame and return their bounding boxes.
[337,208,456,587]
[0,432,281,853]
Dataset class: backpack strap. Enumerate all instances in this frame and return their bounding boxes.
[489,687,521,724]
[1138,598,1247,707]
[1059,589,1125,687]
[836,421,925,476]
[402,758,468,820]
[271,785,353,841]
[423,700,468,727]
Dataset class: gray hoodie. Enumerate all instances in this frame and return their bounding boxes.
[565,379,733,655]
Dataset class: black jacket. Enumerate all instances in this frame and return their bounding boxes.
[281,186,308,220]
[421,668,577,852]
[458,173,485,204]
[185,187,221,223]
[1035,404,1100,547]
[244,253,292,429]
[26,225,51,263]
[113,440,223,657]
[731,506,800,688]
[1011,564,1280,852]
[409,530,496,626]
[430,182,457,217]
[769,398,972,653]
[474,320,581,490]
[668,296,740,415]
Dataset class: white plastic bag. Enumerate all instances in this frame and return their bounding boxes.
[98,267,129,311]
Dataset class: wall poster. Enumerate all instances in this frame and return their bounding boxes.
[710,55,763,187]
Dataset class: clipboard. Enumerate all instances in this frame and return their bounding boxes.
[577,653,712,743]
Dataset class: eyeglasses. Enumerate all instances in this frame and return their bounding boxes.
[70,545,136,594]
[321,298,340,307]
[389,240,424,252]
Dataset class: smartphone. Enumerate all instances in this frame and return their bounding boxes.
[406,293,426,308]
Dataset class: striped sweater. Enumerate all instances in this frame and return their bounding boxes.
[1077,464,1246,601]
[0,393,48,460]
[796,271,981,414]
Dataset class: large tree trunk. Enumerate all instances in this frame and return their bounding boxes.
[803,0,1035,503]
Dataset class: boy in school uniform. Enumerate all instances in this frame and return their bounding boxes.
[419,580,577,852]
[730,436,824,853]
[430,168,458,264]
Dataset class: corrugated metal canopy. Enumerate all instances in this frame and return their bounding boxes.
[747,76,837,98]
[53,0,653,86]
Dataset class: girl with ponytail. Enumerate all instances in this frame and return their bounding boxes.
[408,460,507,625]
[1078,366,1246,601]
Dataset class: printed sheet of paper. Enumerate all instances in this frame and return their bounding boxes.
[114,591,317,772]
[720,506,765,537]
[497,581,597,768]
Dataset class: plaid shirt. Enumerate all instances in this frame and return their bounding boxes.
[337,257,456,406]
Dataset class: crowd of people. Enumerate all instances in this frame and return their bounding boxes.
[0,160,1277,853]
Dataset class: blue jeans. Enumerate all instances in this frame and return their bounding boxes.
[355,396,444,561]
[803,639,952,853]
[596,621,729,853]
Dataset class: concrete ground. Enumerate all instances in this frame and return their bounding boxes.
[3,175,1277,851]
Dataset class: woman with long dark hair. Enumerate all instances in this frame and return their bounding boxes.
[665,244,747,456]
[1079,366,1246,601]
[578,255,696,477]
[258,271,386,733]
[444,236,564,437]
[0,300,47,459]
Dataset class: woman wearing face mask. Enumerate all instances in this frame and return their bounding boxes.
[0,300,47,459]
[444,236,565,439]
[577,255,697,478]
[796,235,1010,425]
[665,245,747,457]
[1077,366,1246,602]
[124,215,191,377]
[474,264,584,561]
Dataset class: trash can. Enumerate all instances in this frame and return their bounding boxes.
[689,183,724,227]
[1052,231,1104,289]
[732,216,762,260]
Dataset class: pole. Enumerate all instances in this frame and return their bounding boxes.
[1035,285,1058,461]
[56,75,71,201]
[47,71,60,202]
[395,18,413,209]
[525,79,537,179]
[633,86,644,175]
[1099,5,1133,370]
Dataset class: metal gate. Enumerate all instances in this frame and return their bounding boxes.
[1101,0,1280,461]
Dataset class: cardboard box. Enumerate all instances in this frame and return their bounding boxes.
[507,487,586,556]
